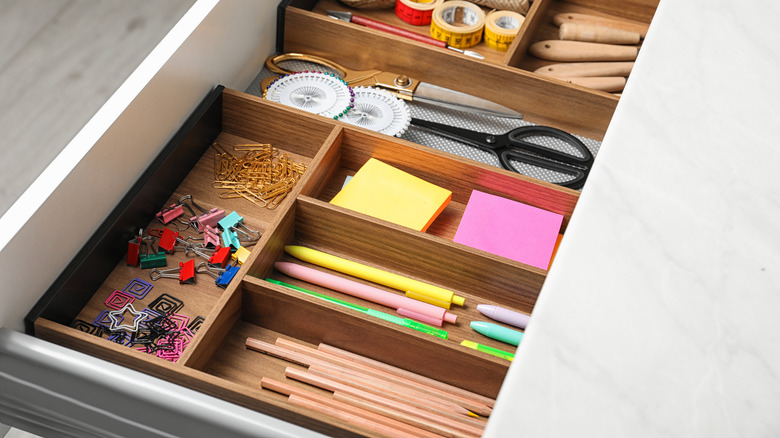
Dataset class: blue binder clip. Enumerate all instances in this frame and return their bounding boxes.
[196,262,240,289]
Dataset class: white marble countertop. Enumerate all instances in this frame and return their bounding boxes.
[486,1,780,436]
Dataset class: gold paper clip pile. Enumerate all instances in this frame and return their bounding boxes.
[212,142,306,209]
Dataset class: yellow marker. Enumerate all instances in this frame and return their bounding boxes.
[284,245,465,308]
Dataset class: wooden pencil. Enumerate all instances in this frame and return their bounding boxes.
[318,343,496,409]
[261,377,438,438]
[288,394,437,438]
[284,367,485,436]
[332,391,484,438]
[274,338,493,416]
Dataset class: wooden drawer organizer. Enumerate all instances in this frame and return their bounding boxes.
[28,87,576,436]
[27,0,657,436]
[284,0,658,141]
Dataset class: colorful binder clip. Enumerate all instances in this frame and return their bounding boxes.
[138,236,167,269]
[150,228,180,254]
[208,246,231,268]
[231,246,251,265]
[191,207,226,231]
[156,202,184,224]
[196,262,240,288]
[150,259,196,284]
[218,211,243,231]
[127,229,143,266]
[221,228,241,250]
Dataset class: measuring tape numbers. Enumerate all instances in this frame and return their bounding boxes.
[430,1,486,49]
[484,10,525,51]
[395,0,444,26]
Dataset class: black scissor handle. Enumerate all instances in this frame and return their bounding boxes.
[502,126,593,189]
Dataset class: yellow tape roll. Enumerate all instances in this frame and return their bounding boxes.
[395,0,444,26]
[430,1,486,49]
[484,10,524,51]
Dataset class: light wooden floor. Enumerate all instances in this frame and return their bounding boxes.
[0,0,196,217]
[0,1,195,435]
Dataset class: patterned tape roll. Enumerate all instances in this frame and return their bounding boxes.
[484,10,525,51]
[395,0,444,26]
[430,1,486,49]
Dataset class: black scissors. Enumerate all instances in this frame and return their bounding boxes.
[410,118,594,189]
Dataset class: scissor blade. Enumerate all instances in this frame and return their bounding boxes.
[413,82,524,119]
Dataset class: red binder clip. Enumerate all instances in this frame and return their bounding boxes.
[127,229,143,266]
[150,259,196,284]
[150,228,179,254]
[208,246,232,268]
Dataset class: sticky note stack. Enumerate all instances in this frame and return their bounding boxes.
[453,190,563,270]
[330,158,452,232]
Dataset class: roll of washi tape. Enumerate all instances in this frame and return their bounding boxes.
[430,1,486,49]
[395,0,444,26]
[484,10,524,51]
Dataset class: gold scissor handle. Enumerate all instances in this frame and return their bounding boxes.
[265,53,350,78]
[262,53,419,100]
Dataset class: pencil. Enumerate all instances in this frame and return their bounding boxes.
[261,377,437,438]
[332,391,482,438]
[284,367,485,437]
[275,338,493,416]
[318,342,496,409]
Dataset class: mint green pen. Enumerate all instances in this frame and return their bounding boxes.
[470,321,524,346]
[266,278,448,339]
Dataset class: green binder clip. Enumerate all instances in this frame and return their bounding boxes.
[138,236,167,269]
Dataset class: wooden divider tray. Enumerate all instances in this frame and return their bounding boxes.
[284,0,658,141]
[27,86,581,437]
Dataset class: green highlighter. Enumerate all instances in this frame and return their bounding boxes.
[265,278,448,339]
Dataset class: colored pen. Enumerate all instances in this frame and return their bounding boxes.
[275,262,457,326]
[284,245,466,309]
[476,304,530,330]
[460,340,514,361]
[266,278,448,339]
[470,321,524,346]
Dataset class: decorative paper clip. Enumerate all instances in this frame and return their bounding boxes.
[138,236,167,269]
[150,259,196,284]
[208,246,232,268]
[196,262,240,288]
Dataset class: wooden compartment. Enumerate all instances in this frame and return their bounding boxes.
[27,84,581,436]
[281,0,658,139]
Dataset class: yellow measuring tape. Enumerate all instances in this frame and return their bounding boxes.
[430,1,486,49]
[484,10,525,51]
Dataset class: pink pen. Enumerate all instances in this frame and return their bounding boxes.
[476,304,530,330]
[274,262,457,326]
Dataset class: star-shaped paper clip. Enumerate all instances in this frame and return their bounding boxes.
[108,303,149,332]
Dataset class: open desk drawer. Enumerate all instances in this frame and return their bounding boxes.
[27,85,579,437]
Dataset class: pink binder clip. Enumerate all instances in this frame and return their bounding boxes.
[156,203,184,224]
[191,208,226,231]
[203,225,220,248]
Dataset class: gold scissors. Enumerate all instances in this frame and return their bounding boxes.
[260,53,523,119]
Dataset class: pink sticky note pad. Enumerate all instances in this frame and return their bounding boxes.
[453,190,563,270]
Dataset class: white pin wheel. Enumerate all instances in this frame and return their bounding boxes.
[263,71,355,120]
[342,86,411,137]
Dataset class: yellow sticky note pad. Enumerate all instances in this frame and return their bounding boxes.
[330,158,452,232]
